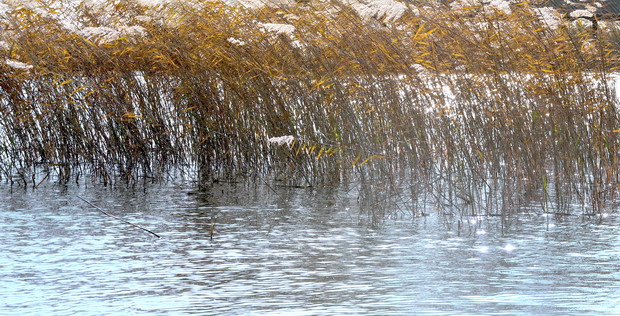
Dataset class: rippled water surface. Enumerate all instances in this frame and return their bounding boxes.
[1,182,619,315]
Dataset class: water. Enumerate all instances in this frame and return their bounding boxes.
[1,182,619,315]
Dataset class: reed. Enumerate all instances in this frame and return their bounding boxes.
[0,0,619,219]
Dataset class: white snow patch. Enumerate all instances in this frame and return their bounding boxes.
[121,25,147,37]
[487,0,511,14]
[450,0,511,15]
[135,15,154,23]
[235,0,295,9]
[4,59,33,70]
[268,135,295,146]
[283,14,300,22]
[450,0,474,10]
[290,40,304,49]
[412,64,428,74]
[77,25,146,44]
[346,0,409,23]
[260,23,296,36]
[573,18,593,28]
[570,9,594,18]
[78,26,121,44]
[0,2,11,16]
[227,37,246,46]
[584,5,597,13]
[535,7,562,30]
[135,0,169,6]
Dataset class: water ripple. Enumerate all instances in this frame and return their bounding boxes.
[0,184,619,315]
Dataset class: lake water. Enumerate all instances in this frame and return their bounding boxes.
[1,182,619,315]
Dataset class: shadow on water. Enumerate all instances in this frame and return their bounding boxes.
[0,182,619,315]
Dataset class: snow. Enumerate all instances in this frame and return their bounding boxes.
[487,0,511,15]
[570,10,594,18]
[535,7,562,30]
[450,0,476,11]
[135,0,169,7]
[77,25,146,44]
[450,0,511,15]
[268,135,295,146]
[235,0,294,9]
[77,26,121,44]
[584,5,598,12]
[412,64,428,74]
[283,14,300,22]
[0,2,11,15]
[134,15,154,23]
[121,25,147,37]
[0,0,82,31]
[260,23,296,36]
[573,18,593,28]
[227,37,246,46]
[346,0,409,24]
[4,59,33,70]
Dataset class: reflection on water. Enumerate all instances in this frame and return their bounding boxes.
[1,183,619,315]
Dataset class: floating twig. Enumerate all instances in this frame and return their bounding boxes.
[209,219,215,240]
[77,196,161,238]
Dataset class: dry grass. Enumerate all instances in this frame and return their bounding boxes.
[1,0,619,218]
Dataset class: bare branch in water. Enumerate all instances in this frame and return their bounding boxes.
[77,196,161,238]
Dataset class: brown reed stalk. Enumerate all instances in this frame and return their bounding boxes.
[0,0,618,218]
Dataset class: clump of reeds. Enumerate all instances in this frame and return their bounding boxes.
[0,0,619,219]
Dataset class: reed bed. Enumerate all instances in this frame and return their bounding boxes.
[0,0,619,219]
